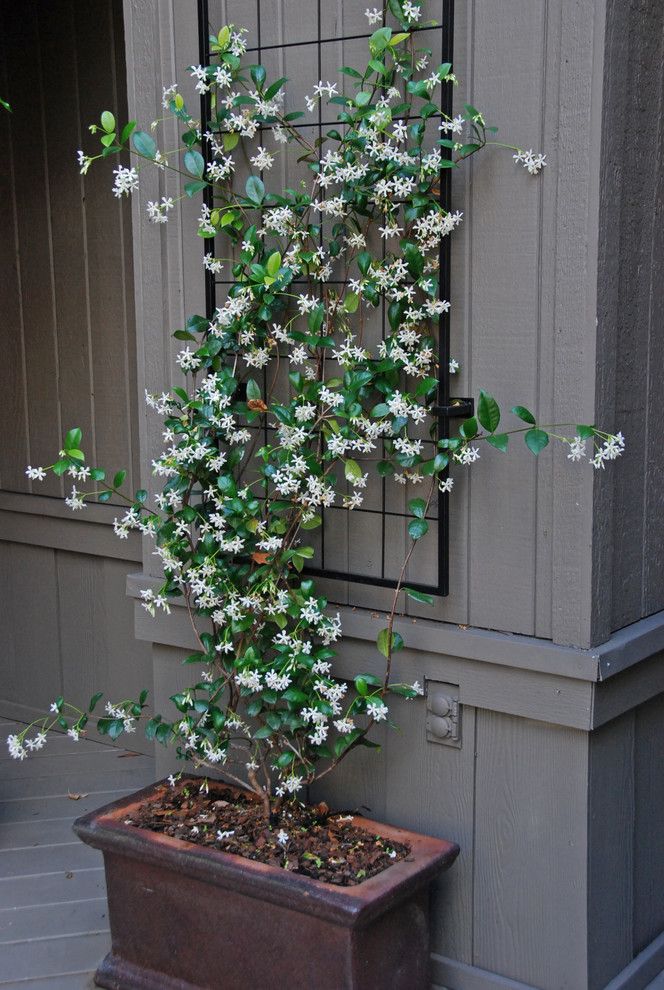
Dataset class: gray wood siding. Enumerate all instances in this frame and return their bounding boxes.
[0,0,139,499]
[597,0,664,634]
[0,0,151,751]
[185,0,612,648]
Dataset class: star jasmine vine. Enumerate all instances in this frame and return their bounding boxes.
[10,14,623,820]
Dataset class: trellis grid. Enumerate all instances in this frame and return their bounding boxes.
[197,0,455,596]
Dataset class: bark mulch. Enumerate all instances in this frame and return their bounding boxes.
[124,776,410,886]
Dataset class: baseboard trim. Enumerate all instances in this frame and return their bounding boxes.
[604,930,664,990]
[430,955,535,990]
[430,930,664,990]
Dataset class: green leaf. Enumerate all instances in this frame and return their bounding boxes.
[369,26,392,54]
[354,676,368,696]
[344,291,359,313]
[357,251,372,275]
[389,31,410,45]
[184,180,208,199]
[377,628,404,658]
[64,427,82,450]
[344,459,363,482]
[404,587,434,605]
[511,405,536,425]
[408,518,429,540]
[90,468,106,481]
[525,428,550,455]
[113,470,126,489]
[266,251,282,276]
[184,150,205,178]
[486,433,509,452]
[217,25,231,49]
[120,120,137,144]
[88,691,103,712]
[459,416,478,439]
[250,64,266,88]
[246,378,261,401]
[245,175,265,204]
[576,424,595,439]
[300,514,321,530]
[101,110,115,133]
[355,91,372,108]
[408,498,427,519]
[477,389,500,433]
[132,130,156,159]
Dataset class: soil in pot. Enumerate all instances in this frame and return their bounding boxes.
[122,776,410,886]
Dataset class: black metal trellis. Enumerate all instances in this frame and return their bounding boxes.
[197,0,455,597]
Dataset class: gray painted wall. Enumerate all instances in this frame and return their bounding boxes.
[595,0,664,637]
[0,0,152,750]
[2,0,664,987]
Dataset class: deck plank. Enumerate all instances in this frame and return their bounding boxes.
[0,711,154,986]
[0,897,108,942]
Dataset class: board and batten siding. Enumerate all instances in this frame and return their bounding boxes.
[0,0,151,750]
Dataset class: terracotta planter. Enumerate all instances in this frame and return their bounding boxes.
[74,777,459,990]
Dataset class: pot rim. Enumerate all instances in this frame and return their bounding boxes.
[74,775,459,928]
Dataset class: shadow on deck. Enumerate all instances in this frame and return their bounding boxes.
[0,716,154,988]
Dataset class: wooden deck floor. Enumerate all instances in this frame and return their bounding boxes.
[0,716,154,988]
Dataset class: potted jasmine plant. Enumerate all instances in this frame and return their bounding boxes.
[13,9,624,990]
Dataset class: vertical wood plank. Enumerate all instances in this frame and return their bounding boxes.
[1,1,62,497]
[39,0,95,479]
[633,693,664,953]
[74,0,136,490]
[463,0,546,636]
[587,709,634,989]
[384,694,476,964]
[57,552,153,755]
[0,542,63,711]
[473,711,588,988]
[0,28,29,494]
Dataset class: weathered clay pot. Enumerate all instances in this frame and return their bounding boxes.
[74,777,459,990]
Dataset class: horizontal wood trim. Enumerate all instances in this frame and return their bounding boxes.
[0,490,123,524]
[604,929,664,990]
[430,954,536,990]
[126,574,664,730]
[0,491,141,562]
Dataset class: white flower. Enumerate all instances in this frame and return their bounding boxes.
[65,487,86,511]
[453,446,481,465]
[112,165,139,198]
[513,149,547,174]
[7,734,27,760]
[449,358,460,374]
[67,727,80,742]
[276,829,289,846]
[366,701,389,721]
[250,147,274,171]
[217,830,235,841]
[25,465,46,480]
[403,1,421,21]
[591,432,625,469]
[334,718,355,734]
[411,681,425,696]
[567,436,587,462]
[365,7,382,24]
[439,477,454,494]
[77,150,92,175]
